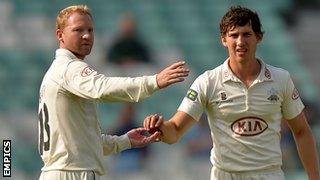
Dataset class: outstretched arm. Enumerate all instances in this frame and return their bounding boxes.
[286,111,320,180]
[127,127,161,148]
[144,111,196,144]
[63,60,189,102]
[101,128,161,155]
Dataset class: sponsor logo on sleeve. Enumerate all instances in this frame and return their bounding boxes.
[292,87,300,100]
[186,89,198,101]
[81,66,95,77]
[231,117,268,136]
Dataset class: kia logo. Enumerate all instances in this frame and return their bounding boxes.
[231,117,268,136]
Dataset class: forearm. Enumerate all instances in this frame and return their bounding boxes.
[293,131,320,179]
[159,112,196,144]
[160,121,181,144]
[99,75,159,102]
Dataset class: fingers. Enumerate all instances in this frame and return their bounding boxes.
[155,116,163,128]
[168,61,186,70]
[143,115,151,130]
[150,114,159,128]
[148,131,162,142]
[132,127,148,133]
[144,114,164,131]
[168,71,189,82]
[167,64,189,79]
[157,61,190,89]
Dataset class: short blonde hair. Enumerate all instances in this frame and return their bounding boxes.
[56,5,92,30]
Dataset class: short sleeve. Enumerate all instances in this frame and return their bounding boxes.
[281,73,305,120]
[178,74,208,121]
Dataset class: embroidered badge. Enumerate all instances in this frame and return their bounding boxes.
[186,89,198,101]
[81,66,95,77]
[267,88,279,102]
[292,87,300,100]
[264,68,271,79]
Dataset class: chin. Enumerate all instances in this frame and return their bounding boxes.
[83,49,92,56]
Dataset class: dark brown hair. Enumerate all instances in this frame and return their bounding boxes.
[220,6,264,37]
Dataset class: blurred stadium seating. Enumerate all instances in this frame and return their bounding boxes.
[0,0,319,179]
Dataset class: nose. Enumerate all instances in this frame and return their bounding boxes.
[236,35,245,46]
[82,33,90,39]
[82,30,93,40]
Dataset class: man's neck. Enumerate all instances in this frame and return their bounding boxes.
[228,57,261,88]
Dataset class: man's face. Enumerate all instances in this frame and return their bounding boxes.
[221,23,262,63]
[57,12,94,60]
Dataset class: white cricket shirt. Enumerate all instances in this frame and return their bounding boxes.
[38,49,159,175]
[178,59,304,171]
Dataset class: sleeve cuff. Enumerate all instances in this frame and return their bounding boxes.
[150,74,160,90]
[144,74,160,95]
[118,134,131,151]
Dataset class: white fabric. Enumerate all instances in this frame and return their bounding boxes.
[39,170,99,180]
[178,59,304,172]
[38,49,159,175]
[210,165,285,180]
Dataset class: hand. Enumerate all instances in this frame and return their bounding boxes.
[144,114,164,133]
[156,61,189,89]
[127,127,161,148]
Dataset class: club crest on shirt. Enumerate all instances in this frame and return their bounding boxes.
[81,66,95,77]
[231,117,268,136]
[186,89,198,101]
[267,88,279,103]
[292,87,300,100]
[264,68,271,79]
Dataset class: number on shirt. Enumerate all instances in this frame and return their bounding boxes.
[38,103,50,155]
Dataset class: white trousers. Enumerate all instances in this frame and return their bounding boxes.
[39,170,100,180]
[210,166,285,180]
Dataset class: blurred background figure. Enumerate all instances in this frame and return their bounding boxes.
[107,13,151,66]
[106,13,152,67]
[103,13,156,77]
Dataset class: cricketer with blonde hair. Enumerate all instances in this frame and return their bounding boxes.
[38,5,189,180]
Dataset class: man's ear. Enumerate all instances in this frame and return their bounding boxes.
[221,36,227,47]
[256,34,263,43]
[56,29,63,43]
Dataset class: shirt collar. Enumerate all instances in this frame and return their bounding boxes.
[55,48,79,60]
[222,58,273,83]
